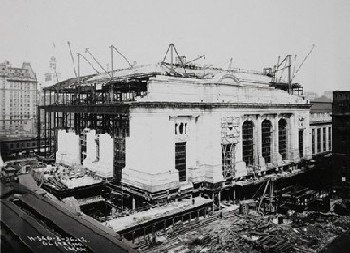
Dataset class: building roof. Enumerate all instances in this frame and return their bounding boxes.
[0,182,138,253]
[310,100,332,113]
[44,63,273,91]
[0,61,36,80]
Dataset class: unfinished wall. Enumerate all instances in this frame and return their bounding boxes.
[123,110,179,192]
[138,75,306,105]
[83,129,114,178]
[56,129,80,166]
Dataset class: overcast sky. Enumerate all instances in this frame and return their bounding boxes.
[1,0,349,93]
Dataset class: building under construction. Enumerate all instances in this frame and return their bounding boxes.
[37,45,312,208]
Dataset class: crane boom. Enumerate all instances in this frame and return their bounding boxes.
[111,45,133,68]
[85,48,110,76]
[292,44,315,81]
[78,53,100,74]
[186,55,205,65]
[67,41,78,77]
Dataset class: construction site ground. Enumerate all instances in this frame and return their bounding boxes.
[138,206,350,253]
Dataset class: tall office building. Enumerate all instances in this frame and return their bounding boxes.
[333,91,350,191]
[0,61,38,137]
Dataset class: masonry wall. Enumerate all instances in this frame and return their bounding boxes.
[122,106,311,193]
[56,130,80,166]
[139,75,305,105]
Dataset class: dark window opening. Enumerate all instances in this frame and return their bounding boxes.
[328,127,332,151]
[175,142,186,182]
[312,129,315,154]
[299,129,304,158]
[175,123,178,134]
[262,120,272,164]
[317,128,321,153]
[242,121,254,166]
[323,127,326,151]
[278,119,287,160]
[179,123,184,134]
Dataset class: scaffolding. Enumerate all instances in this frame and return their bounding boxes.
[221,117,240,179]
[37,74,152,183]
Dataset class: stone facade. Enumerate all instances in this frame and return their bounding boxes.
[50,68,312,194]
[122,75,312,193]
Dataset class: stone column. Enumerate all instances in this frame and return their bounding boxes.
[272,115,282,166]
[256,115,266,170]
[325,126,329,152]
[289,114,300,162]
[314,128,317,154]
[234,116,248,178]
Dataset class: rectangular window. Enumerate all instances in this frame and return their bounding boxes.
[175,142,186,182]
[328,127,332,151]
[312,129,315,155]
[323,127,327,151]
[299,129,304,158]
[242,121,254,166]
[317,128,321,153]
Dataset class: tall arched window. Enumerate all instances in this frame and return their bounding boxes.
[242,121,254,166]
[278,119,287,160]
[262,119,272,164]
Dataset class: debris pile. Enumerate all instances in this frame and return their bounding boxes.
[31,164,102,191]
[141,210,350,253]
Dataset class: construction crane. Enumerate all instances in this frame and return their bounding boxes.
[77,53,100,74]
[161,43,187,74]
[67,41,78,77]
[186,55,205,65]
[110,45,133,69]
[85,48,111,77]
[292,44,315,81]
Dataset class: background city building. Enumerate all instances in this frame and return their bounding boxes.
[309,98,332,156]
[0,61,38,137]
[333,91,350,193]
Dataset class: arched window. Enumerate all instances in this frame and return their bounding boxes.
[278,119,287,160]
[242,121,254,166]
[261,119,272,164]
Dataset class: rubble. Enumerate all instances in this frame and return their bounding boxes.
[140,209,350,253]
